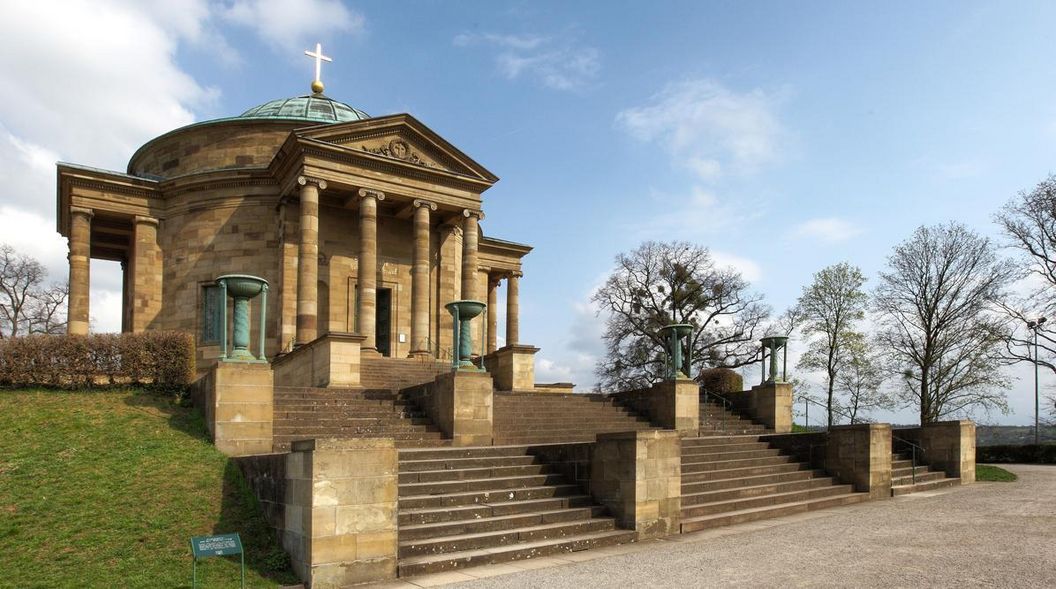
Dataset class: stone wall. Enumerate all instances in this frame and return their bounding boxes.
[235,453,287,532]
[272,332,364,388]
[283,438,399,587]
[727,382,792,433]
[193,362,274,456]
[589,430,681,540]
[482,345,538,391]
[615,378,699,434]
[409,371,494,446]
[900,421,976,482]
[824,424,892,499]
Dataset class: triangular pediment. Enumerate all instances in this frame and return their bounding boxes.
[297,114,498,183]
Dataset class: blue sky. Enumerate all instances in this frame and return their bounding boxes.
[2,1,1055,425]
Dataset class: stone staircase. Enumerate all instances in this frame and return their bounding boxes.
[699,397,771,436]
[493,392,656,444]
[890,452,960,496]
[272,387,447,451]
[680,396,867,533]
[396,445,635,577]
[360,356,451,391]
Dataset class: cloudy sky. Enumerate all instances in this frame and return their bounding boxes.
[2,1,1055,425]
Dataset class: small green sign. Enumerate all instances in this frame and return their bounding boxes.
[190,533,245,588]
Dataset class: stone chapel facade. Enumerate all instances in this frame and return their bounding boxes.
[56,92,531,369]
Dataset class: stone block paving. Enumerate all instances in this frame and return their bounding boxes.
[373,464,1056,588]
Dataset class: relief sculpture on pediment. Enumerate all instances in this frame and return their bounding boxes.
[361,139,448,171]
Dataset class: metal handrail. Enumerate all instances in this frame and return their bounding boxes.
[700,387,731,432]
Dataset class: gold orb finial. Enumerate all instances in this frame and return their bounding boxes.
[311,80,325,94]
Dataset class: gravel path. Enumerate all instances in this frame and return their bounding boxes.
[392,464,1056,588]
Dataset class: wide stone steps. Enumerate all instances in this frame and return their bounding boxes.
[681,462,815,483]
[679,492,867,533]
[681,468,827,494]
[397,445,633,577]
[682,484,855,519]
[682,477,837,506]
[397,529,634,577]
[889,453,960,496]
[683,434,766,447]
[683,454,796,473]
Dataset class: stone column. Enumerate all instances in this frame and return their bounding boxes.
[67,206,93,335]
[486,274,499,354]
[460,209,482,301]
[120,260,130,333]
[357,188,384,352]
[296,176,326,345]
[506,271,521,346]
[410,199,435,357]
[131,215,161,332]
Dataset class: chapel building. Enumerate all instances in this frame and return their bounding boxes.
[56,83,530,368]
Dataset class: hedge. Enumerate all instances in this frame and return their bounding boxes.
[0,332,195,390]
[699,367,744,394]
[977,444,1056,465]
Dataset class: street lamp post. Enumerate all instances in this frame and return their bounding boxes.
[1027,317,1046,445]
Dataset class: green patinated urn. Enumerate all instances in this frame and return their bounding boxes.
[216,274,269,362]
[445,300,486,370]
[661,323,694,379]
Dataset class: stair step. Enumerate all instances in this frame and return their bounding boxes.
[682,455,794,473]
[680,492,867,533]
[397,529,635,577]
[399,446,530,461]
[399,506,606,541]
[399,496,597,526]
[399,455,539,473]
[399,484,584,510]
[399,474,566,497]
[399,464,549,484]
[398,518,618,557]
[681,484,854,519]
[681,477,836,505]
[891,477,960,496]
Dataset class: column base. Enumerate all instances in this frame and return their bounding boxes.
[407,350,433,360]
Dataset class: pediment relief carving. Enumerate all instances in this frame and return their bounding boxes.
[358,137,450,172]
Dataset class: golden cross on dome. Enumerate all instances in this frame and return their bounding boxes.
[304,42,332,94]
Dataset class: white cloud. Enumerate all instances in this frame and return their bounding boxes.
[628,185,762,241]
[222,0,365,52]
[616,78,785,180]
[789,217,863,243]
[711,251,763,283]
[0,1,224,333]
[453,32,599,91]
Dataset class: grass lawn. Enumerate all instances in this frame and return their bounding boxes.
[0,388,298,588]
[976,464,1018,482]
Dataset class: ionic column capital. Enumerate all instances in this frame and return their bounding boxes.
[508,270,523,279]
[297,175,327,190]
[462,208,485,220]
[358,188,386,201]
[70,206,94,219]
[413,198,438,211]
[133,215,159,227]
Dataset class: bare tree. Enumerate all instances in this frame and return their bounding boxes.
[0,244,68,338]
[834,331,893,424]
[874,223,1013,424]
[593,241,770,391]
[994,174,1056,373]
[795,262,868,427]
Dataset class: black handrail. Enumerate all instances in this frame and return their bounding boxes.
[699,387,730,432]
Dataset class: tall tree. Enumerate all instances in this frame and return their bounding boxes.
[834,331,893,424]
[0,244,68,338]
[874,223,1013,424]
[994,174,1056,373]
[795,262,868,427]
[593,241,770,391]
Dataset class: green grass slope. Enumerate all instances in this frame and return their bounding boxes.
[0,389,298,589]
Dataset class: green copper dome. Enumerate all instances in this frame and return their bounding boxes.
[238,94,369,124]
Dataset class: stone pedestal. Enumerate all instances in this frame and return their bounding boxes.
[195,362,274,456]
[746,382,793,433]
[825,423,892,500]
[482,345,538,391]
[590,430,681,540]
[284,438,398,587]
[273,332,365,388]
[652,378,699,434]
[429,371,494,446]
[918,420,976,483]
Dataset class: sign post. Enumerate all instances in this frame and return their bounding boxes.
[190,533,245,589]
